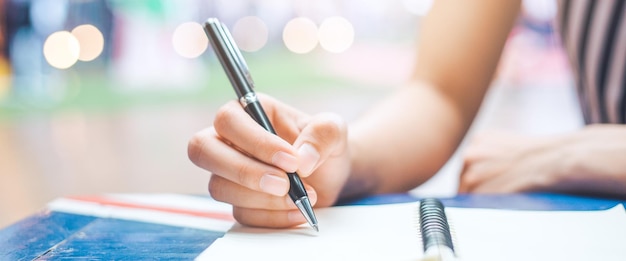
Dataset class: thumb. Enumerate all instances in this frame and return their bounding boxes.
[292,112,347,177]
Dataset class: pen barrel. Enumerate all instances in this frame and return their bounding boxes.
[244,101,277,134]
[287,172,308,201]
[244,101,309,201]
[204,17,318,229]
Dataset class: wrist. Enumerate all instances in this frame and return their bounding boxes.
[544,127,619,194]
[337,134,379,202]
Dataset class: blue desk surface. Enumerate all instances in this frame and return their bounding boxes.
[1,193,625,260]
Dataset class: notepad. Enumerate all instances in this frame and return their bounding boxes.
[196,202,626,261]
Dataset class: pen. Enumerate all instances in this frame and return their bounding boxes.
[203,18,319,232]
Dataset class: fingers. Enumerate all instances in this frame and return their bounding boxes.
[214,100,300,173]
[459,157,537,193]
[457,162,472,194]
[189,96,348,228]
[292,112,347,177]
[208,174,317,210]
[458,162,481,193]
[232,207,309,229]
[211,174,318,228]
[459,131,521,192]
[458,157,507,193]
[188,127,290,196]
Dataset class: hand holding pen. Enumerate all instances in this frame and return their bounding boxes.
[188,18,351,229]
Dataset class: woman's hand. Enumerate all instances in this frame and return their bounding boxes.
[188,94,351,228]
[459,126,626,197]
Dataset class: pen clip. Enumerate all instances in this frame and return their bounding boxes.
[218,22,255,89]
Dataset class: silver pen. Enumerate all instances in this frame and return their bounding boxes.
[203,18,318,231]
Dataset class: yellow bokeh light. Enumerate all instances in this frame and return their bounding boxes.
[282,17,318,54]
[172,22,209,59]
[318,16,354,53]
[43,31,80,69]
[71,24,104,62]
[0,58,10,100]
[232,16,269,52]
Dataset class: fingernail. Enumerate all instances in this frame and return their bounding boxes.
[272,151,298,172]
[287,210,307,223]
[259,174,289,196]
[297,143,319,176]
[307,188,317,205]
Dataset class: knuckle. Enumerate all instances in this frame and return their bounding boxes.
[213,103,238,132]
[208,175,224,199]
[313,118,343,143]
[232,208,286,228]
[232,207,250,225]
[235,161,258,189]
[250,133,272,158]
[461,170,479,187]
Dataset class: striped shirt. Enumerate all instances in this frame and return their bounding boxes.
[557,0,626,124]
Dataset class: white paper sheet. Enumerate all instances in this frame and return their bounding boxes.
[196,202,626,261]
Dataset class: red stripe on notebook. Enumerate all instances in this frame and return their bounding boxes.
[67,195,235,222]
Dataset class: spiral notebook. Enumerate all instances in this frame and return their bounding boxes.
[196,200,626,261]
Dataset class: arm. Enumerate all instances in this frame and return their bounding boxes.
[341,0,521,200]
[459,125,626,198]
[188,0,521,228]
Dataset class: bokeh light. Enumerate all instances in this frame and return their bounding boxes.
[172,22,209,59]
[43,31,80,69]
[232,16,269,52]
[318,16,354,53]
[71,24,104,62]
[402,0,434,16]
[30,0,68,35]
[0,70,9,101]
[282,17,318,54]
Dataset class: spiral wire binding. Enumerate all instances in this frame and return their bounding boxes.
[417,198,457,260]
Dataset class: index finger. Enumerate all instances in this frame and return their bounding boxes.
[213,100,300,173]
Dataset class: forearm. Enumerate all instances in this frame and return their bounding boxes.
[556,125,626,197]
[341,82,471,199]
[338,0,521,200]
[459,124,626,197]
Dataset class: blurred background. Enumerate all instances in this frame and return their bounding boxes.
[0,0,582,228]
